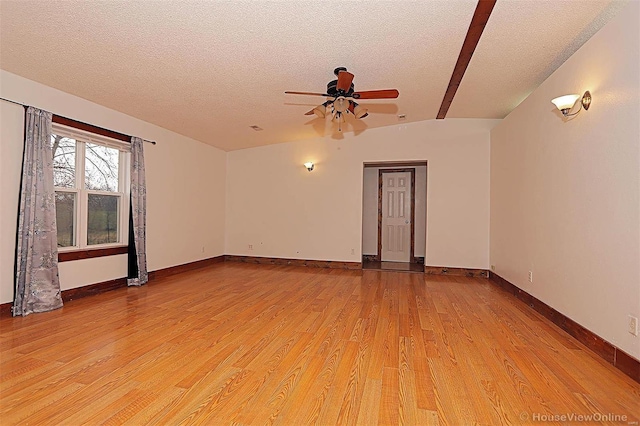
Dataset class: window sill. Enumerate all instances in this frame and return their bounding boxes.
[58,246,128,262]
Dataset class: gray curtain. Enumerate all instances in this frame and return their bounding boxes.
[127,137,148,286]
[13,107,63,316]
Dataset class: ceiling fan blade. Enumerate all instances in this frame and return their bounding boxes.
[304,108,316,115]
[352,89,399,100]
[285,91,331,97]
[336,71,355,92]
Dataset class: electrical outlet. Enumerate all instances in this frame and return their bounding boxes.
[490,265,495,271]
[248,244,253,251]
[528,271,533,283]
[201,246,205,253]
[351,248,355,255]
[629,315,638,336]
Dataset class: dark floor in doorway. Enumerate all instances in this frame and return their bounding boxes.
[362,260,424,273]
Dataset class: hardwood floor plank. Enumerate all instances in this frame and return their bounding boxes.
[1,264,638,425]
[121,387,185,425]
[242,333,317,424]
[355,377,382,425]
[288,340,348,425]
[315,339,360,425]
[367,316,389,380]
[270,354,325,425]
[1,382,85,423]
[53,382,143,425]
[399,338,418,424]
[148,350,244,423]
[379,367,400,426]
[417,408,440,425]
[413,356,437,410]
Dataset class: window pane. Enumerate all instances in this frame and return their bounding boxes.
[85,143,119,192]
[87,194,119,245]
[52,135,76,188]
[55,192,76,247]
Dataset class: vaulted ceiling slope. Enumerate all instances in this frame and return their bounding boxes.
[0,0,625,151]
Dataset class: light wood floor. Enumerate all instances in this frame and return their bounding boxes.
[1,264,638,425]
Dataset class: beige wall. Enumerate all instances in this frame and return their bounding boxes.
[490,1,639,359]
[0,71,227,304]
[226,118,498,268]
[362,165,427,258]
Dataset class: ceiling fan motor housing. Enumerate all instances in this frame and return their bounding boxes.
[333,66,348,76]
[327,80,355,96]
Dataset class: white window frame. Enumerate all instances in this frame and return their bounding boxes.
[52,123,131,251]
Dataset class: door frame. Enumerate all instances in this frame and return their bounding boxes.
[377,168,417,263]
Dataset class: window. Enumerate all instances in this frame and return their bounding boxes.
[52,124,130,251]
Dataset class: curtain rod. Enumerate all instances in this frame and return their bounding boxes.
[0,96,157,145]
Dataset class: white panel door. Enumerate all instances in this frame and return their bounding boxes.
[381,172,412,262]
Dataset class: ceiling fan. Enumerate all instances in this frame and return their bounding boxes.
[285,67,399,131]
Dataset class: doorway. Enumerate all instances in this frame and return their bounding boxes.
[362,161,427,272]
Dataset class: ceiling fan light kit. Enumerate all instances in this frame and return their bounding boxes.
[285,67,398,131]
[351,102,369,119]
[313,103,327,118]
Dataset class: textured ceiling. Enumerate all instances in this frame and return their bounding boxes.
[0,0,625,151]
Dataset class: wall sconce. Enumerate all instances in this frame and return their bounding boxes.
[304,162,314,172]
[551,91,591,117]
